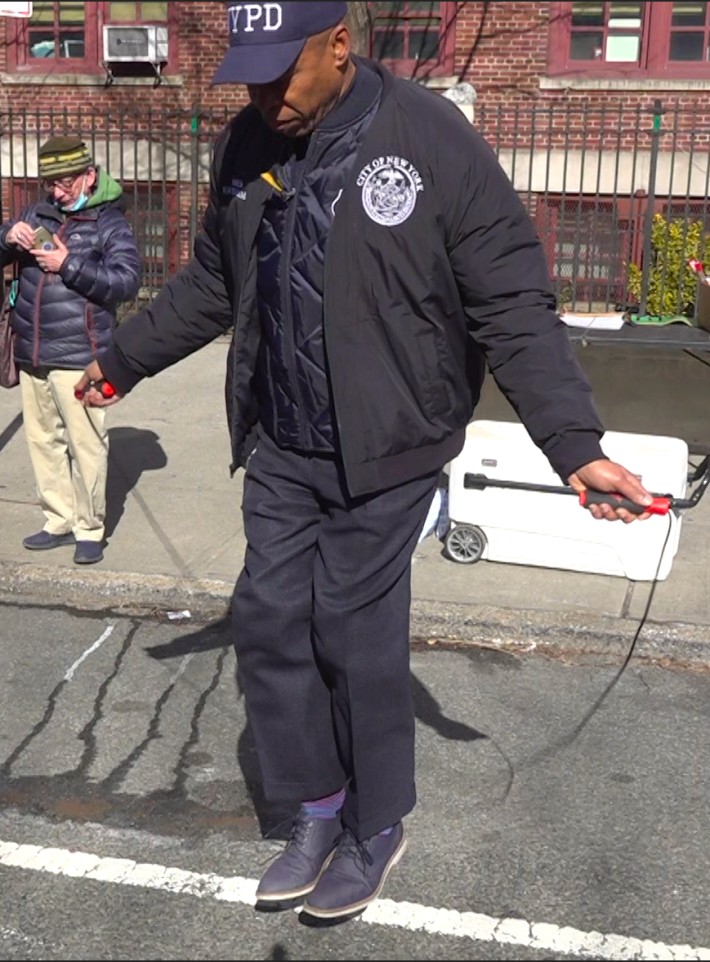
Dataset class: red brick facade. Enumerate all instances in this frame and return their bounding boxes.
[0,1,246,112]
[453,2,551,99]
[2,2,707,311]
[0,0,710,109]
[1,4,708,137]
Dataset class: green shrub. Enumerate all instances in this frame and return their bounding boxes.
[628,214,710,317]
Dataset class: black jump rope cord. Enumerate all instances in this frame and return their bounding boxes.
[522,512,675,770]
[86,395,675,775]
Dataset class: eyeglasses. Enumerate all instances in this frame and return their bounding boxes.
[43,173,84,192]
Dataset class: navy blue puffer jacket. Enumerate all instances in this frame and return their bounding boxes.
[0,169,141,370]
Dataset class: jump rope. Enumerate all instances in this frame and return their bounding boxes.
[465,456,710,773]
[74,381,710,768]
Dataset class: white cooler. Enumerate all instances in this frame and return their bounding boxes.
[446,421,688,582]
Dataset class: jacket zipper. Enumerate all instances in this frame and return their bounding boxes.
[85,303,97,356]
[230,269,250,476]
[32,273,47,368]
[33,220,70,366]
[322,232,347,465]
[320,101,383,480]
[227,180,272,476]
[281,137,319,451]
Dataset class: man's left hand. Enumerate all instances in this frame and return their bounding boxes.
[569,459,653,523]
[30,235,69,274]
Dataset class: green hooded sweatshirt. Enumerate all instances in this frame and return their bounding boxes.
[62,168,123,212]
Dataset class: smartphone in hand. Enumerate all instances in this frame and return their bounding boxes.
[33,226,57,251]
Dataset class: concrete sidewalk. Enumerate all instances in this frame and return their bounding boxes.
[1,338,709,663]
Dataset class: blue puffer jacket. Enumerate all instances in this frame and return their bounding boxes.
[0,170,142,370]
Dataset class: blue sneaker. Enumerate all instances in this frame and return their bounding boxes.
[74,542,104,566]
[303,824,407,920]
[256,812,342,904]
[23,531,74,552]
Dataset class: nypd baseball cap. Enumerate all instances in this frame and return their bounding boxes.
[212,2,348,86]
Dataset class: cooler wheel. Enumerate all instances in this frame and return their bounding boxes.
[445,524,487,565]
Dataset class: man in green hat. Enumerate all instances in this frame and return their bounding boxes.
[0,135,141,565]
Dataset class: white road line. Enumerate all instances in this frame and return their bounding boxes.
[64,626,115,682]
[170,653,195,685]
[1,840,709,959]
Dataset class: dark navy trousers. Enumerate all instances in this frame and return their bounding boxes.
[232,431,439,841]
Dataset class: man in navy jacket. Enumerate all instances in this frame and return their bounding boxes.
[78,3,653,918]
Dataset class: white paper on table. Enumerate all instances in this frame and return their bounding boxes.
[560,313,626,331]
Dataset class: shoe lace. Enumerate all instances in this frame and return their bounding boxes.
[287,814,311,850]
[257,813,310,870]
[334,830,374,874]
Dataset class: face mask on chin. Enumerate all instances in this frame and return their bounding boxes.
[62,174,89,212]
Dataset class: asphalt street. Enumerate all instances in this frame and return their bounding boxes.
[1,604,710,960]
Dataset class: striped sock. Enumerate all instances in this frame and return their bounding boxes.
[302,789,346,820]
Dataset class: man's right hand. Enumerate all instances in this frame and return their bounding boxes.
[6,222,36,252]
[75,361,123,408]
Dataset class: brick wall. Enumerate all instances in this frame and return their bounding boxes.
[2,3,710,134]
[0,1,248,113]
[452,2,710,109]
[453,1,552,100]
[3,0,709,311]
[448,2,710,158]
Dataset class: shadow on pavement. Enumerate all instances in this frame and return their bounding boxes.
[145,617,487,837]
[0,412,23,456]
[106,427,168,538]
[411,673,486,743]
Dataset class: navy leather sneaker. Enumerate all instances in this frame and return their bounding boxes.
[303,824,407,920]
[23,531,74,552]
[74,542,104,566]
[256,812,342,904]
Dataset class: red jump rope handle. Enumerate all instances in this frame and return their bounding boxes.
[579,491,672,516]
[75,380,117,401]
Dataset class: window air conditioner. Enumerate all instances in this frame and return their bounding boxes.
[103,24,169,63]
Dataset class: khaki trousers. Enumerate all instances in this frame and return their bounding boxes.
[20,368,108,543]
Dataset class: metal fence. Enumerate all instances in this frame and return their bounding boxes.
[3,99,710,317]
[0,104,230,308]
[476,98,710,318]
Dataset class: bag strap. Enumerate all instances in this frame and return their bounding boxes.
[3,262,18,311]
